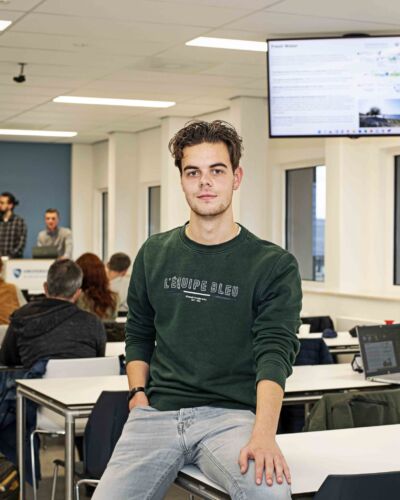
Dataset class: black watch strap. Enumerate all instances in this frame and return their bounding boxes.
[127,386,145,402]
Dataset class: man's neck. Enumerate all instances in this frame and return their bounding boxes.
[186,212,239,245]
[2,210,13,222]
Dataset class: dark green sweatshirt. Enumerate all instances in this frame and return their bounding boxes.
[125,224,301,411]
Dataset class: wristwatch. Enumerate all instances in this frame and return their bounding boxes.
[127,386,145,402]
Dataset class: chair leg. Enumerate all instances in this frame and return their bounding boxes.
[51,461,59,500]
[30,429,39,500]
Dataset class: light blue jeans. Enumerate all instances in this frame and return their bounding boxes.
[92,406,291,500]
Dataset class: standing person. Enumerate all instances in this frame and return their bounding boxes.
[76,253,119,321]
[0,192,27,258]
[94,120,302,500]
[106,252,131,312]
[37,208,73,258]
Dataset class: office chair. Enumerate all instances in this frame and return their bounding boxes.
[50,390,129,500]
[314,471,400,500]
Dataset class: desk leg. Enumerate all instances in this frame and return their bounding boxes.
[65,413,75,500]
[16,389,26,500]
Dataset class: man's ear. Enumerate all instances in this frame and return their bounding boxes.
[233,166,243,191]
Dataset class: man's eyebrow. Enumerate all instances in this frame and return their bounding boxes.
[182,162,228,171]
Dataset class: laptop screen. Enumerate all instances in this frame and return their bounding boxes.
[357,325,400,377]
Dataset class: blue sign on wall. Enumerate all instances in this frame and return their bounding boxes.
[0,141,71,258]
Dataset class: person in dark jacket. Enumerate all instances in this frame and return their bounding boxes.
[0,259,106,368]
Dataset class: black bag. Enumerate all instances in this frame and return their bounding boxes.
[0,457,19,499]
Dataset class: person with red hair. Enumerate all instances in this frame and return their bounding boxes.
[75,253,119,320]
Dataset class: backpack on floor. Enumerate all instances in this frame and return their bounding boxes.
[0,457,19,500]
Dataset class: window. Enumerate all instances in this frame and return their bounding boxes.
[148,186,161,237]
[101,190,108,261]
[394,156,400,285]
[286,166,326,281]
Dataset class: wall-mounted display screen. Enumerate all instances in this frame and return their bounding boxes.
[267,36,400,138]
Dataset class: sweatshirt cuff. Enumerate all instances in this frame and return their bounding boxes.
[125,345,153,365]
[256,364,288,391]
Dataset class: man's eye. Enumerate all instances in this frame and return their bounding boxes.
[212,169,224,175]
[187,171,198,176]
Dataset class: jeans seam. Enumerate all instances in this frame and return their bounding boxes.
[199,442,246,500]
[144,454,182,500]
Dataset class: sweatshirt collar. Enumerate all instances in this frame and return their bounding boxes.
[179,222,247,254]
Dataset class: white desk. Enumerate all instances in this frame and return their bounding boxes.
[284,363,387,404]
[178,424,400,498]
[15,365,391,500]
[298,331,359,355]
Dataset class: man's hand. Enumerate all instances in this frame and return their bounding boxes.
[238,435,291,487]
[128,391,150,411]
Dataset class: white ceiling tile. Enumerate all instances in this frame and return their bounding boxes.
[0,31,165,57]
[269,0,400,26]
[0,1,45,13]
[227,11,399,36]
[13,13,208,43]
[151,0,278,9]
[37,0,252,28]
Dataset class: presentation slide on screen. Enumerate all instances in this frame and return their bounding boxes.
[364,340,397,372]
[268,37,400,136]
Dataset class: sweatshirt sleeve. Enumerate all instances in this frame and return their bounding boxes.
[252,251,302,391]
[125,244,156,365]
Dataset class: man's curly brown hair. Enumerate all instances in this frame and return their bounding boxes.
[168,120,243,174]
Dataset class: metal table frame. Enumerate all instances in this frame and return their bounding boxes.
[16,383,93,500]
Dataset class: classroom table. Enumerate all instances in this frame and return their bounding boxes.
[177,424,400,498]
[105,342,124,357]
[15,364,391,500]
[298,331,359,355]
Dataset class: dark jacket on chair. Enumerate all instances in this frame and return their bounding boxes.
[0,298,106,368]
[304,388,400,431]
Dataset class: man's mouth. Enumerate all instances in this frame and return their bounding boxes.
[197,194,217,200]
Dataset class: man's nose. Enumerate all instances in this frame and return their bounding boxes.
[199,172,212,186]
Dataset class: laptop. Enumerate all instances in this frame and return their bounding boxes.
[357,324,400,384]
[32,246,59,259]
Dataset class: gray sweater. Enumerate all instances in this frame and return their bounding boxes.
[0,298,106,368]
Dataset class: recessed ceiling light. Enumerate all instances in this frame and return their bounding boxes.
[0,129,77,137]
[0,20,12,31]
[53,96,176,108]
[186,37,268,52]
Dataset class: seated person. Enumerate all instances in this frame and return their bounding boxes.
[76,253,119,321]
[0,259,106,368]
[0,258,26,325]
[106,252,131,312]
[37,208,73,258]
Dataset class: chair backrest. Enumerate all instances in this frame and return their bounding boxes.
[84,390,129,479]
[43,357,120,379]
[314,472,400,500]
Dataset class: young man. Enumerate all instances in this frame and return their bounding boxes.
[106,252,131,312]
[94,120,302,499]
[37,208,73,258]
[0,192,27,258]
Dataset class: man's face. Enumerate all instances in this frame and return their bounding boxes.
[0,196,12,214]
[180,142,242,218]
[45,212,59,232]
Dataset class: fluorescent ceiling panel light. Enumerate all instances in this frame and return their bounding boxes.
[0,129,77,137]
[186,37,268,52]
[54,96,175,108]
[0,20,12,31]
